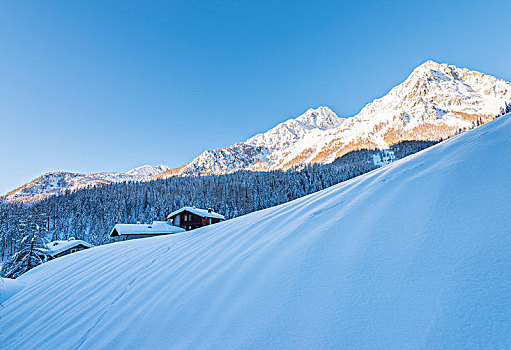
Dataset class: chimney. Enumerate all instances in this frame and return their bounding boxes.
[208,208,212,213]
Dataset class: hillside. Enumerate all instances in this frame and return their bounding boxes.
[1,114,510,349]
[2,165,170,203]
[155,60,511,177]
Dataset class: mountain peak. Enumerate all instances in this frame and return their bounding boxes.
[295,106,343,130]
[245,106,343,151]
[406,60,459,84]
[126,165,171,178]
[162,61,511,177]
[415,59,444,70]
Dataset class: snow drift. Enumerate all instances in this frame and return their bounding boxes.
[0,278,25,304]
[1,115,511,349]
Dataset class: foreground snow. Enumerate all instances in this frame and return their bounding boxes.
[1,115,511,349]
[0,278,25,304]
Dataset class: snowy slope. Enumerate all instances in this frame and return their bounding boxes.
[156,61,511,177]
[2,165,170,203]
[1,114,511,349]
[0,278,25,304]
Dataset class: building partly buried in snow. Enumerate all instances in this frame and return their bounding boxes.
[110,221,186,241]
[42,238,94,259]
[109,207,225,242]
[167,206,225,231]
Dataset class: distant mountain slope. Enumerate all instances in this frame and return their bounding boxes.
[125,165,170,178]
[4,61,511,202]
[2,165,170,203]
[2,114,510,349]
[155,60,511,178]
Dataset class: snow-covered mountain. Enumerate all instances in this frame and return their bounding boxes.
[4,61,511,202]
[125,164,171,178]
[155,61,511,178]
[2,114,511,349]
[2,165,170,203]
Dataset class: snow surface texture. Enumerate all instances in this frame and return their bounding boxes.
[0,278,25,304]
[1,115,511,349]
[156,61,511,177]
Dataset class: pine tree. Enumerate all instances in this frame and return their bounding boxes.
[1,225,49,278]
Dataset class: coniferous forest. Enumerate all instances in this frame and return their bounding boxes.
[0,141,436,276]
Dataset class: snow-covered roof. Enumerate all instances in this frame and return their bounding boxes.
[110,221,186,237]
[167,207,225,220]
[43,239,94,256]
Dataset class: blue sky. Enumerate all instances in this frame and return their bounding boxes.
[1,0,510,194]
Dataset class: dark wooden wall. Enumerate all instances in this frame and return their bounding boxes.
[170,211,222,231]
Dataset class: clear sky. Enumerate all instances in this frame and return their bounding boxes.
[1,0,510,194]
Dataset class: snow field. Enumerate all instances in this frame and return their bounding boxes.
[1,114,511,349]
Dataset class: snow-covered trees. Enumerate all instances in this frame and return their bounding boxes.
[0,141,439,273]
[1,225,48,278]
[498,102,511,117]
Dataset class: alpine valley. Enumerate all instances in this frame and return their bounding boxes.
[3,60,511,203]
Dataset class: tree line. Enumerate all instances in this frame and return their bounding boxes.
[1,141,437,277]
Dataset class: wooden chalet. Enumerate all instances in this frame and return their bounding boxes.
[167,206,225,231]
